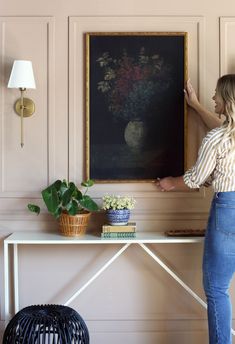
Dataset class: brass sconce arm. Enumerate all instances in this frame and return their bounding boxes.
[14,88,35,148]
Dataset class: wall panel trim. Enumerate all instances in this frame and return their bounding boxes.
[0,16,56,198]
[69,15,205,206]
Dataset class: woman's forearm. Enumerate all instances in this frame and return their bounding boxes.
[172,176,191,190]
[193,103,223,130]
[184,80,223,130]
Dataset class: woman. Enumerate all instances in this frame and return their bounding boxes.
[157,75,235,344]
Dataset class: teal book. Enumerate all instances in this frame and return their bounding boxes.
[101,232,136,238]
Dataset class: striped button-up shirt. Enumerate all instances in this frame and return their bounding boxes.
[183,124,235,192]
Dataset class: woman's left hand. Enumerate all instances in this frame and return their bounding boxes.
[184,79,200,110]
[155,177,176,191]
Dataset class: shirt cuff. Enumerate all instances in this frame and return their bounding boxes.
[183,171,201,189]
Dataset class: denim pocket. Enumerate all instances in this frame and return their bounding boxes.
[216,203,235,235]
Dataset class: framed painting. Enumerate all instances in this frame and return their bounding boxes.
[85,32,188,182]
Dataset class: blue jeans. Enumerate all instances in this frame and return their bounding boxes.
[203,192,235,344]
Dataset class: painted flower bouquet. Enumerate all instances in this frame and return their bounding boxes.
[96,47,172,121]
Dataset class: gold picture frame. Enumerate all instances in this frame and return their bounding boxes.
[85,32,188,183]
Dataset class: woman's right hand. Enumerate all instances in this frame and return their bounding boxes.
[184,79,201,110]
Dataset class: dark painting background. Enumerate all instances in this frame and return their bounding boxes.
[88,34,186,181]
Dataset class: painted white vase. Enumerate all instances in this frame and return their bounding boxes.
[124,120,147,151]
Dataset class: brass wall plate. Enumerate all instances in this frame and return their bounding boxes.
[14,98,35,117]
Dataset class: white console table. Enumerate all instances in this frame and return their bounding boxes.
[4,231,206,321]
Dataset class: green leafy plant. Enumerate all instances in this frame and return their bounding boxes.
[28,179,99,219]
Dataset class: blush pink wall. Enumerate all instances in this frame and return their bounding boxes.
[0,0,235,342]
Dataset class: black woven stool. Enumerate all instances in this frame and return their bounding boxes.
[3,304,89,343]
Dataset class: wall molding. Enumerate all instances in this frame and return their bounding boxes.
[220,17,235,75]
[0,16,55,198]
[0,319,208,343]
[0,209,208,221]
[69,16,205,203]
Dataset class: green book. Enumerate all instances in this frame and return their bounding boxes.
[101,232,136,238]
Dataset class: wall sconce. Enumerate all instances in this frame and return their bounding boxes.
[8,60,36,148]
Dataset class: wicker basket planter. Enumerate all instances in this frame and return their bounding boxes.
[59,211,91,237]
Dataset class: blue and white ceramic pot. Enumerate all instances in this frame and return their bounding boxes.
[106,209,130,226]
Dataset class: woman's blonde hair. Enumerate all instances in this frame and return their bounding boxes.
[217,74,235,117]
[216,74,235,146]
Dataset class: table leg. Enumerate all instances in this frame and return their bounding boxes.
[13,244,19,314]
[65,243,131,306]
[139,243,235,336]
[139,243,207,306]
[4,241,9,321]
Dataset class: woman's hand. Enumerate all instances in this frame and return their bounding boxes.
[155,176,189,192]
[184,79,201,110]
[155,177,176,192]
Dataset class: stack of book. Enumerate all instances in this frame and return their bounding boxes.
[101,222,136,238]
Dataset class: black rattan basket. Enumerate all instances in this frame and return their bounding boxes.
[3,304,89,343]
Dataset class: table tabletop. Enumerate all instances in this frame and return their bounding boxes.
[4,231,204,244]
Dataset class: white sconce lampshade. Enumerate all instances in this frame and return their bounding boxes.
[7,60,36,148]
[8,60,36,89]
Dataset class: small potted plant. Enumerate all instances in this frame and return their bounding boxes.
[102,194,136,225]
[28,179,99,236]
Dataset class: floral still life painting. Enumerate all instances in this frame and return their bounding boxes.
[86,32,187,182]
[96,48,171,122]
